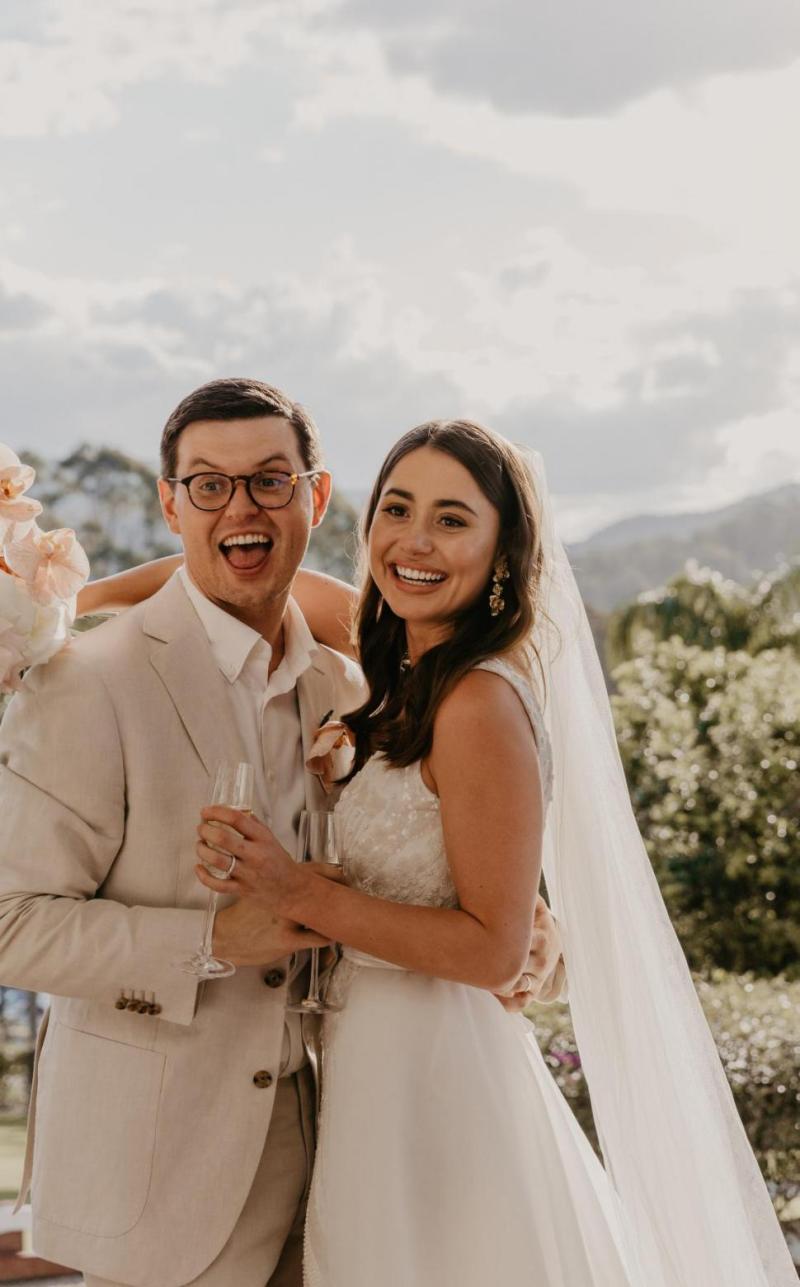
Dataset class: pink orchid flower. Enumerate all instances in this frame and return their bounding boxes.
[4,526,90,606]
[305,719,355,793]
[0,461,43,529]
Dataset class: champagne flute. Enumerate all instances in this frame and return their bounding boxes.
[286,810,343,1015]
[176,761,255,979]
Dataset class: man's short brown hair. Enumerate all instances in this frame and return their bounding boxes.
[160,378,323,479]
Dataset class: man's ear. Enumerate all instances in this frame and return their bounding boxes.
[310,470,333,529]
[157,478,181,536]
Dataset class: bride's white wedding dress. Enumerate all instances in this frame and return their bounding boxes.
[304,658,636,1287]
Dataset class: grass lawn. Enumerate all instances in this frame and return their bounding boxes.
[0,1118,26,1200]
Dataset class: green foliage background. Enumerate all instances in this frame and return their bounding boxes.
[608,563,800,978]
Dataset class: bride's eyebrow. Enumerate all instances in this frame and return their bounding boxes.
[383,486,477,516]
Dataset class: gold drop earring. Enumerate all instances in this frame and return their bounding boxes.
[489,555,510,617]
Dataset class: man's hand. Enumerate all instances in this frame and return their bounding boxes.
[212,898,330,969]
[495,894,567,1012]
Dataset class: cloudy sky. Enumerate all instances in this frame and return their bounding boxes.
[1,0,799,538]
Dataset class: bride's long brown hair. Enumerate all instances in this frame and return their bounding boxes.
[345,420,545,773]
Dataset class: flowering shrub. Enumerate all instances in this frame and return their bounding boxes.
[0,444,89,694]
[611,636,800,975]
[529,970,800,1184]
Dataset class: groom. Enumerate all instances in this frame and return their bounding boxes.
[0,377,564,1287]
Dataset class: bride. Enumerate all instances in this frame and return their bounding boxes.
[192,419,795,1286]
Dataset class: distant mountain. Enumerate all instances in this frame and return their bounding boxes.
[569,484,800,612]
[23,444,360,584]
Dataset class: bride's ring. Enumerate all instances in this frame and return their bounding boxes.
[224,852,237,879]
[519,973,535,993]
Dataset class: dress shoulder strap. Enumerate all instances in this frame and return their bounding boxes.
[474,657,554,808]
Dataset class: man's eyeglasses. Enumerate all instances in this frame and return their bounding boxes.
[166,469,324,512]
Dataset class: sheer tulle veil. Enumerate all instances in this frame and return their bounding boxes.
[522,450,796,1286]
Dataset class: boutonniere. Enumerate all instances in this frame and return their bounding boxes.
[306,712,356,793]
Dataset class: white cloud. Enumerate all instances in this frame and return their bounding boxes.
[293,36,800,280]
[0,255,459,486]
[0,0,320,137]
[3,0,797,539]
[327,0,800,116]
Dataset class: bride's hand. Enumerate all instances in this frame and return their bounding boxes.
[196,807,299,905]
[195,807,344,903]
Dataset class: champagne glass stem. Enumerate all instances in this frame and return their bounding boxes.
[201,891,219,958]
[307,947,321,1005]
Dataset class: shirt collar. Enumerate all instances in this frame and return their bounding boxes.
[178,566,318,689]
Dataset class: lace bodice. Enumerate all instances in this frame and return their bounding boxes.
[334,658,553,908]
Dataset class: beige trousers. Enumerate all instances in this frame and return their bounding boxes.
[84,1068,315,1287]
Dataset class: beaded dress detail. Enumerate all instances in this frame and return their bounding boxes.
[303,659,634,1287]
[334,658,553,913]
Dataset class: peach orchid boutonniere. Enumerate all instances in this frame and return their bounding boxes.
[306,711,356,793]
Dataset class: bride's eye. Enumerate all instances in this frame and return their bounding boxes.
[382,504,408,518]
[440,515,466,528]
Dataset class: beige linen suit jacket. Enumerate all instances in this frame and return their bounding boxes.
[0,574,366,1287]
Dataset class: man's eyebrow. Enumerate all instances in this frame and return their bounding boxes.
[184,455,294,472]
[383,487,478,517]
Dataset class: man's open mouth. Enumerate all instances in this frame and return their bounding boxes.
[219,533,274,572]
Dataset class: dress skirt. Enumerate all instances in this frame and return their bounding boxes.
[304,953,636,1287]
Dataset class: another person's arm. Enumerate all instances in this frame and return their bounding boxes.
[77,557,359,657]
[77,555,183,614]
[495,897,567,1009]
[292,570,358,658]
[199,670,543,992]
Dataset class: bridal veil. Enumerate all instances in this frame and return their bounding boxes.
[525,450,796,1287]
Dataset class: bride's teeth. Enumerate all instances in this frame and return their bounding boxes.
[395,565,445,583]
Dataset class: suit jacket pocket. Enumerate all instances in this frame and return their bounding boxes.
[33,1021,165,1238]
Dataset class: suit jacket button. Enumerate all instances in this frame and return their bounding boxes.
[149,1003,162,1015]
[115,998,128,1010]
[126,1000,141,1011]
[253,1070,274,1089]
[263,968,286,988]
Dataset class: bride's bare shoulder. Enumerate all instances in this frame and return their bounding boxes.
[434,665,534,747]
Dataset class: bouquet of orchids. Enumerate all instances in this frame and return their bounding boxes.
[0,443,90,695]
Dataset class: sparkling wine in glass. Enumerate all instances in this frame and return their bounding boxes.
[286,810,343,1015]
[175,761,254,980]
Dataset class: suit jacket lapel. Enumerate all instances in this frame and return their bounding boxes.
[297,658,334,813]
[144,575,248,777]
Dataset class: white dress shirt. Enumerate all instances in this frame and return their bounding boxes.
[179,567,316,1074]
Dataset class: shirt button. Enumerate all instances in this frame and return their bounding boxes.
[263,968,286,988]
[253,1070,274,1089]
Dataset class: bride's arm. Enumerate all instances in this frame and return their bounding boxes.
[77,555,183,615]
[292,570,359,658]
[78,557,359,656]
[199,671,543,992]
